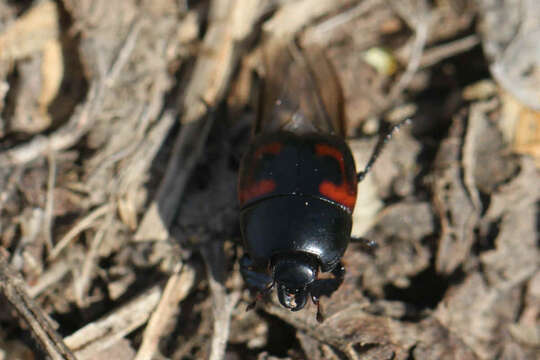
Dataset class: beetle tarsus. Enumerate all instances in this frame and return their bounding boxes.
[311,294,324,323]
[351,236,378,255]
[357,118,411,182]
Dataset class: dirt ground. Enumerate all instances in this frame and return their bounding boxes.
[0,1,539,359]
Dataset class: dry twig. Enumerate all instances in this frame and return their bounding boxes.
[48,203,112,260]
[418,34,480,68]
[302,0,380,43]
[0,250,76,360]
[387,0,430,103]
[74,208,115,307]
[64,285,162,358]
[201,241,241,360]
[135,264,196,360]
[43,151,57,251]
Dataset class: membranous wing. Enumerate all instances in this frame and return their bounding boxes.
[255,41,345,137]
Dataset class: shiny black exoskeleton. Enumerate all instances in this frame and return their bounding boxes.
[238,42,407,321]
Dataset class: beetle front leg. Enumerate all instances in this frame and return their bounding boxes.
[310,261,346,300]
[240,255,274,311]
[309,261,346,322]
[240,255,273,291]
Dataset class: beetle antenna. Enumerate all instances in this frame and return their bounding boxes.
[357,118,411,182]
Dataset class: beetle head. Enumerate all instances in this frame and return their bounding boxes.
[272,253,318,311]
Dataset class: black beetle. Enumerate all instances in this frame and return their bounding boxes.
[238,42,407,321]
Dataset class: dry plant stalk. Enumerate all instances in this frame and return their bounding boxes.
[0,250,75,360]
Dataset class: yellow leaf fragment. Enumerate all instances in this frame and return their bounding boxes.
[363,47,399,76]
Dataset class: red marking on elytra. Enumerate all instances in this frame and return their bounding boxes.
[319,182,356,209]
[239,179,276,205]
[239,142,282,205]
[254,142,282,158]
[315,144,357,210]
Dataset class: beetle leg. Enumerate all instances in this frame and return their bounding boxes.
[240,255,273,291]
[309,261,346,301]
[330,261,345,285]
[311,293,324,323]
[307,262,346,321]
[357,118,411,182]
[240,255,274,311]
[350,236,378,255]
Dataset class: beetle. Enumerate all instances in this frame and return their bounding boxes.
[238,42,408,321]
